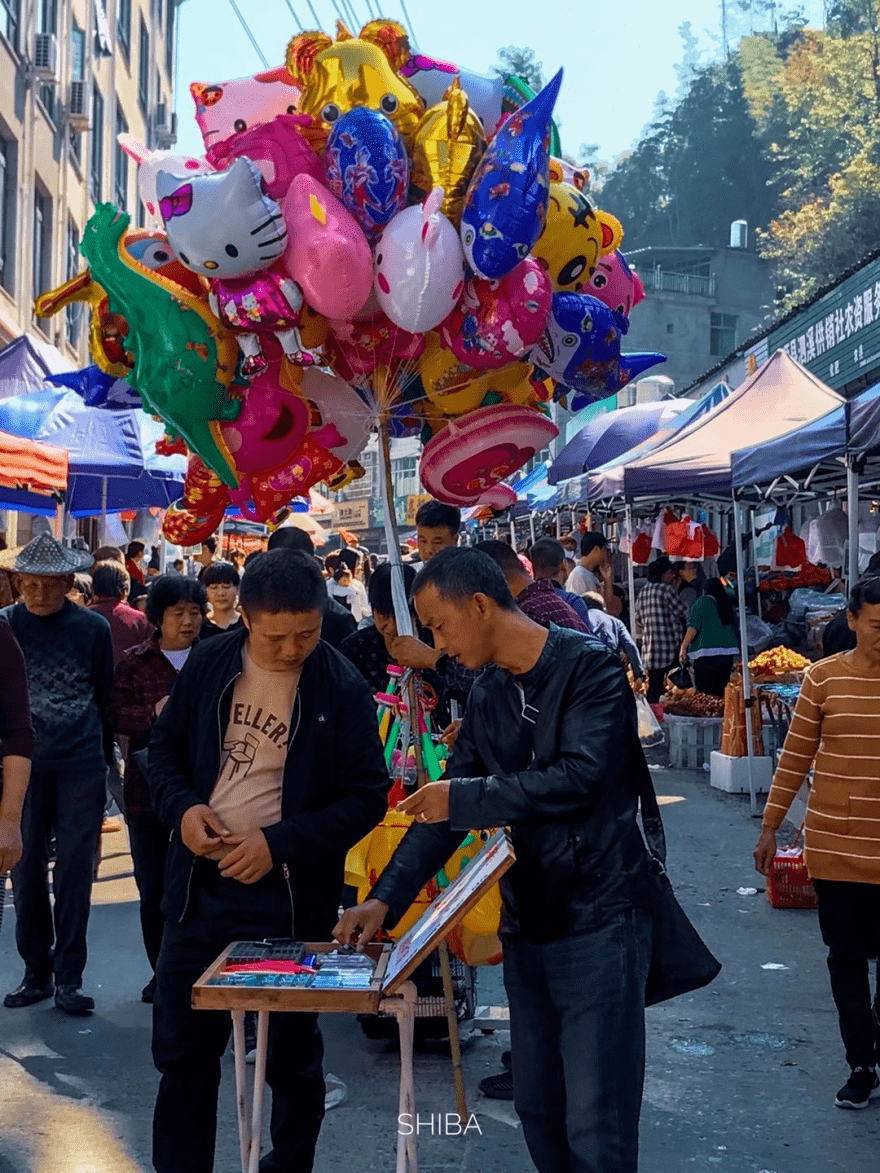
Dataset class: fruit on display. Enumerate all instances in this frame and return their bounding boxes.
[748,647,810,678]
[664,686,725,718]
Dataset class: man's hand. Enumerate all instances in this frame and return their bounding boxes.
[334,899,390,949]
[397,781,451,824]
[754,827,778,876]
[180,804,230,857]
[679,647,689,665]
[440,720,462,750]
[389,636,440,671]
[218,829,274,884]
[598,561,613,586]
[632,676,648,696]
[0,820,23,873]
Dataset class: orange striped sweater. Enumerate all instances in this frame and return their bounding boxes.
[762,653,880,884]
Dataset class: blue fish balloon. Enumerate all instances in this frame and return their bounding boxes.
[324,107,410,243]
[526,292,666,408]
[460,69,563,280]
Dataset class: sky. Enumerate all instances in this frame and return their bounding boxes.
[174,0,826,167]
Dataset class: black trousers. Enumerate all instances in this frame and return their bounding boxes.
[152,868,325,1173]
[814,878,880,1070]
[128,813,170,976]
[693,655,734,697]
[647,664,676,704]
[12,767,106,987]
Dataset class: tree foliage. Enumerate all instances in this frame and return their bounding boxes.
[492,46,544,91]
[590,4,880,312]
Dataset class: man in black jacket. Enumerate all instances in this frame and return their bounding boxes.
[148,550,387,1173]
[336,547,656,1173]
[266,525,356,648]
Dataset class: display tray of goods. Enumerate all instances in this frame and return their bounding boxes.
[748,647,810,682]
[663,688,725,718]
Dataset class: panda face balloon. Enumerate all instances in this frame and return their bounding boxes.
[459,70,562,281]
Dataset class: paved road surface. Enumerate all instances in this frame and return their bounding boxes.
[1,766,878,1171]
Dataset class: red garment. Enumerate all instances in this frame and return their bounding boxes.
[774,526,807,570]
[631,532,653,564]
[90,598,153,666]
[126,557,145,585]
[701,526,720,559]
[665,516,704,560]
[110,635,180,816]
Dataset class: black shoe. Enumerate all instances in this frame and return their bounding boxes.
[501,1049,512,1070]
[141,978,157,1004]
[835,1066,880,1109]
[479,1068,514,1100]
[4,975,54,1008]
[54,986,95,1015]
[259,1153,294,1173]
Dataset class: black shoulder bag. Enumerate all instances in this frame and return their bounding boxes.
[515,685,722,1007]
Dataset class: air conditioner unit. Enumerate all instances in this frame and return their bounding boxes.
[154,103,178,148]
[68,81,92,132]
[34,32,59,82]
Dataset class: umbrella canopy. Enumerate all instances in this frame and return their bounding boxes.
[590,352,843,500]
[0,429,68,495]
[548,399,687,485]
[0,334,75,400]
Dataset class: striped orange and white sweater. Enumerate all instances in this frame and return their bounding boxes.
[762,652,880,884]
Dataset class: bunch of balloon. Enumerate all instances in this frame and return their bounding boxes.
[36,17,665,546]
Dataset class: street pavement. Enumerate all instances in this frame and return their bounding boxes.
[1,765,879,1172]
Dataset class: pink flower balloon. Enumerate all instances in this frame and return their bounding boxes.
[440,257,551,371]
[282,174,373,320]
[207,114,324,201]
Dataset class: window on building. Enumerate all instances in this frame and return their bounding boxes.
[0,136,13,293]
[0,0,20,51]
[114,104,128,210]
[90,86,104,204]
[165,0,175,77]
[710,312,737,357]
[36,0,58,120]
[32,186,51,318]
[393,456,420,498]
[66,219,81,346]
[139,18,150,110]
[71,22,84,78]
[117,0,131,56]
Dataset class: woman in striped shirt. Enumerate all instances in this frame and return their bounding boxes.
[754,577,880,1110]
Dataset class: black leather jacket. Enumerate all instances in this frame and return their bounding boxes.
[370,626,657,944]
[148,628,388,938]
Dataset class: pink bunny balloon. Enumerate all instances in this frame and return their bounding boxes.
[373,187,465,333]
[118,134,214,221]
[282,174,373,321]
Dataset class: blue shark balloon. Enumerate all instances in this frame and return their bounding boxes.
[323,107,410,243]
[526,292,666,408]
[460,69,562,280]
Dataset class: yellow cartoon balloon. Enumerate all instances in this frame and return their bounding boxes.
[419,334,540,418]
[286,20,424,148]
[410,79,487,226]
[532,180,623,293]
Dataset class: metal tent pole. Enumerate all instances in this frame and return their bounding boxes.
[846,457,860,591]
[625,501,637,637]
[733,497,757,815]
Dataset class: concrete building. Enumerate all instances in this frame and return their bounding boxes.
[624,240,772,395]
[0,0,181,360]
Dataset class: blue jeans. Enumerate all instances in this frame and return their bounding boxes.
[503,908,653,1173]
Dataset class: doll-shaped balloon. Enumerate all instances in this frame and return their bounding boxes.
[156,156,319,377]
[460,70,562,280]
[323,107,410,241]
[587,250,646,319]
[526,292,665,406]
[410,79,487,226]
[285,20,425,148]
[532,178,623,294]
[373,187,465,333]
[440,257,551,371]
[190,69,301,150]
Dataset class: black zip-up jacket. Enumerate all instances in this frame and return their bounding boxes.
[148,628,388,938]
[370,626,658,944]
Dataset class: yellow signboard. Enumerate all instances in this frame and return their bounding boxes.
[405,494,432,527]
[334,499,370,530]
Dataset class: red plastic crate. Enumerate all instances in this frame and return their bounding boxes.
[767,848,817,909]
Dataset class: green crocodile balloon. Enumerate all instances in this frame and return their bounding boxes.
[80,203,242,488]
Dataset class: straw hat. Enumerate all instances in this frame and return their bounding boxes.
[0,532,94,575]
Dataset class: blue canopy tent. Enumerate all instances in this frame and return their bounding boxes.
[548,399,687,486]
[0,388,184,516]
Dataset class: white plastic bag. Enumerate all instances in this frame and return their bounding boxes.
[636,694,664,747]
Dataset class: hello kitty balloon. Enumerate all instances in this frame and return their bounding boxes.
[373,187,465,333]
[156,156,318,377]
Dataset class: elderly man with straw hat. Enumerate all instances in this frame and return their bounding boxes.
[0,533,114,1015]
